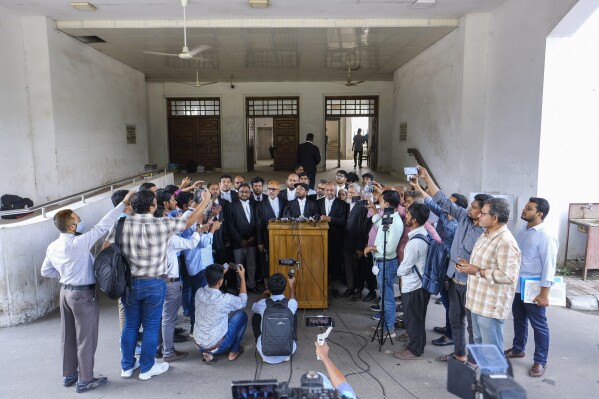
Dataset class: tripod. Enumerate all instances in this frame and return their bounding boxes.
[371,222,394,351]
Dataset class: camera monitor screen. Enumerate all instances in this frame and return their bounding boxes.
[231,380,277,399]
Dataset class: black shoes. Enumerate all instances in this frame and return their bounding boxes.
[76,377,108,393]
[341,289,352,298]
[63,373,78,387]
[362,291,376,302]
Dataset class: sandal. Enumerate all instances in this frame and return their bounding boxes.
[436,354,467,363]
[202,352,218,365]
[228,346,244,361]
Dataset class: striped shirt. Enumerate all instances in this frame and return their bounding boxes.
[466,224,521,320]
[106,213,188,277]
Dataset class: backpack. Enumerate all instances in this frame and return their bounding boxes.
[410,234,450,296]
[1,194,34,219]
[261,298,294,357]
[93,217,131,299]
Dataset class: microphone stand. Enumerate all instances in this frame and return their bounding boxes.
[371,219,394,351]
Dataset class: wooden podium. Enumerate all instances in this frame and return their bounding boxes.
[268,221,328,309]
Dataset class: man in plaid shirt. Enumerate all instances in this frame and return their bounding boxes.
[107,189,211,380]
[455,198,521,352]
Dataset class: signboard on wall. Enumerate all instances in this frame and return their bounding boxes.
[399,122,407,141]
[126,124,136,144]
[469,193,516,221]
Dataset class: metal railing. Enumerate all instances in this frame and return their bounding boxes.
[406,148,441,190]
[0,167,168,219]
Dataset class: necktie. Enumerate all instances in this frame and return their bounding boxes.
[242,201,251,222]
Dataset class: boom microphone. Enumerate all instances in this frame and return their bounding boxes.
[278,258,297,266]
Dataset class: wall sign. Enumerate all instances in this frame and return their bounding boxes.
[126,124,136,144]
[399,122,407,141]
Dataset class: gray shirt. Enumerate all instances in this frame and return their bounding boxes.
[432,191,485,283]
[41,203,126,285]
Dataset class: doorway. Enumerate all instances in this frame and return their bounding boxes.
[324,96,378,171]
[246,97,299,172]
[167,98,222,170]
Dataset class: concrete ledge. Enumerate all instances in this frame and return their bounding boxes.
[567,294,599,311]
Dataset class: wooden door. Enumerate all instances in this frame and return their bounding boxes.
[247,118,255,172]
[168,117,221,170]
[273,117,299,171]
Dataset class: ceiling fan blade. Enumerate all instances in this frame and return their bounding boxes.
[175,81,196,86]
[143,51,179,57]
[199,82,218,86]
[188,45,211,56]
[354,81,365,85]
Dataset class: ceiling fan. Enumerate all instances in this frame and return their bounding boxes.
[176,62,217,87]
[143,0,210,60]
[334,66,365,86]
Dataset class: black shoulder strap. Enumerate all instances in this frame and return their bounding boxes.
[410,233,429,280]
[265,298,274,308]
[115,216,126,247]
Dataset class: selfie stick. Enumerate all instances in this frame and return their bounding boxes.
[316,326,333,360]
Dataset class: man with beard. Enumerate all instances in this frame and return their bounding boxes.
[417,166,493,364]
[505,197,557,377]
[250,176,267,204]
[318,182,348,297]
[283,182,319,219]
[279,174,299,202]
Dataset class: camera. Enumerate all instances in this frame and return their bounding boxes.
[363,182,374,194]
[226,262,242,272]
[232,371,345,399]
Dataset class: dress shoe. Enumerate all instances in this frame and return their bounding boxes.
[332,289,340,298]
[530,362,546,377]
[433,326,446,334]
[76,377,108,393]
[504,349,525,358]
[362,291,376,302]
[432,335,454,346]
[173,333,187,343]
[341,289,352,298]
[395,320,405,330]
[163,350,189,362]
[393,349,422,360]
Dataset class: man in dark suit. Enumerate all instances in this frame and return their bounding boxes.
[278,173,299,202]
[226,183,261,293]
[283,183,319,219]
[249,176,267,205]
[219,174,238,203]
[256,180,287,282]
[317,182,349,298]
[343,183,373,300]
[207,181,230,264]
[298,172,318,201]
[296,133,321,189]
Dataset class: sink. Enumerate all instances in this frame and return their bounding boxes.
[570,218,599,227]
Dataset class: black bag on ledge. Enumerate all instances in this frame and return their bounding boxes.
[1,194,34,219]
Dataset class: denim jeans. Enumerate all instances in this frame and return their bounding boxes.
[375,257,399,334]
[511,294,549,365]
[203,309,248,355]
[189,270,207,333]
[471,312,505,353]
[121,278,166,373]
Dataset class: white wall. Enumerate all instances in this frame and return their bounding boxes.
[538,1,599,263]
[0,9,149,204]
[0,174,173,327]
[392,0,576,233]
[146,81,393,172]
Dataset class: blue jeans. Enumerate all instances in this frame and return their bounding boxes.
[471,312,505,353]
[375,257,399,333]
[121,278,166,373]
[511,293,549,365]
[202,310,248,355]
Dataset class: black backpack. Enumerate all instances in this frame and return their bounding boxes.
[411,234,450,296]
[1,194,34,219]
[93,217,131,299]
[261,298,294,357]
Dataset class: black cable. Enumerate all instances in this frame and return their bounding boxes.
[287,353,293,385]
[331,309,419,399]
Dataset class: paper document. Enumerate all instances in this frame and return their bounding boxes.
[523,280,566,307]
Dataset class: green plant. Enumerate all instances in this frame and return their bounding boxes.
[556,266,572,277]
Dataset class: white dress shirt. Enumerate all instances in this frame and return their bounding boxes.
[325,198,334,216]
[221,190,232,202]
[297,198,306,215]
[240,200,251,223]
[286,188,296,201]
[269,197,279,216]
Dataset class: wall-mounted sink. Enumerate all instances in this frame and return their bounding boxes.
[570,218,599,227]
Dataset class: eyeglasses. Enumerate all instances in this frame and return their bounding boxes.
[267,187,279,191]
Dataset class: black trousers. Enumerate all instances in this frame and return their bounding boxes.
[353,150,363,166]
[403,288,430,356]
[448,280,474,357]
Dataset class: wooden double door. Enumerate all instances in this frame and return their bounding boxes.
[168,117,221,169]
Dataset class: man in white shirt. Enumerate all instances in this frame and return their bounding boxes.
[251,273,298,363]
[279,173,299,202]
[364,191,404,338]
[394,203,431,360]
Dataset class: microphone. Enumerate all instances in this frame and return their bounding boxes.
[279,258,297,266]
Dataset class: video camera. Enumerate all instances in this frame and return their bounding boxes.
[381,206,395,226]
[448,345,526,399]
[232,371,347,399]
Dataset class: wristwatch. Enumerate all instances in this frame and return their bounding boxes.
[476,269,481,278]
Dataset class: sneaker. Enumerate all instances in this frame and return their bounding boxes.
[76,377,108,393]
[121,359,140,378]
[163,350,189,362]
[372,312,381,321]
[189,331,194,338]
[63,373,78,387]
[370,304,381,312]
[139,362,169,381]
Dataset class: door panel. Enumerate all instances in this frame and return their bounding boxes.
[273,117,299,171]
[168,119,196,166]
[196,118,221,168]
[168,117,221,169]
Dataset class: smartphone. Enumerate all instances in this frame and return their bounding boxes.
[404,166,418,176]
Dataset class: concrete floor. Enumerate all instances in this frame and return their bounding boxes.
[3,161,599,398]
